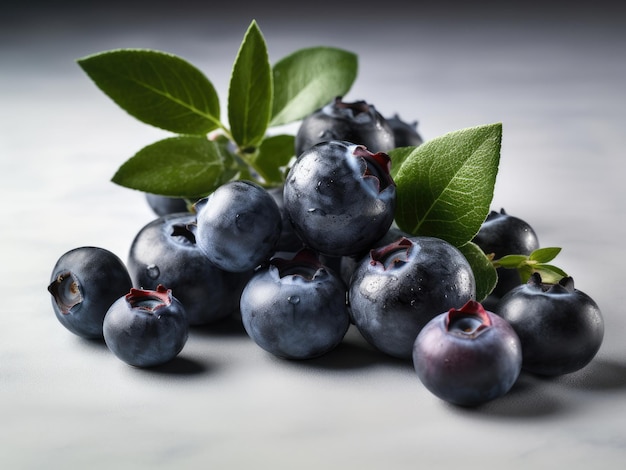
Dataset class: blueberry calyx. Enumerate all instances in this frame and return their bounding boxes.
[369,237,413,270]
[270,249,326,281]
[125,285,172,313]
[352,145,394,194]
[170,223,196,245]
[446,300,491,339]
[48,271,83,314]
[527,272,575,294]
[324,96,374,122]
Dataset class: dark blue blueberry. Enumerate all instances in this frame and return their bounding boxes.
[283,140,396,257]
[472,208,540,300]
[349,236,476,359]
[193,180,282,273]
[386,113,424,147]
[496,273,604,376]
[413,300,522,406]
[267,185,305,253]
[47,246,133,339]
[103,285,189,367]
[145,193,190,216]
[127,212,249,326]
[240,249,350,359]
[295,96,395,156]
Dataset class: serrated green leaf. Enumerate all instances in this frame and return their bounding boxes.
[111,136,228,198]
[391,123,502,247]
[250,134,296,185]
[270,47,358,127]
[77,49,220,135]
[495,254,529,268]
[458,242,497,302]
[228,20,272,150]
[529,246,561,263]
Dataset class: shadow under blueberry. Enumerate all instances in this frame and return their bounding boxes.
[272,325,415,372]
[190,312,248,338]
[135,355,209,376]
[550,357,626,391]
[447,372,572,419]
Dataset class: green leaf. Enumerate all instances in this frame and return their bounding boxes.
[391,123,502,247]
[458,242,497,302]
[529,247,561,263]
[77,49,221,135]
[250,134,296,185]
[270,47,358,127]
[111,136,228,198]
[534,264,568,284]
[495,254,528,269]
[228,20,272,150]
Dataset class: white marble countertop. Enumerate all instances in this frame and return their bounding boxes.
[2,3,626,469]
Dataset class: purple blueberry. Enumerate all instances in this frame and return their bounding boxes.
[239,249,350,359]
[127,212,248,326]
[496,273,604,376]
[283,140,396,257]
[193,180,282,273]
[295,96,395,155]
[349,236,476,359]
[413,300,522,406]
[47,246,133,339]
[103,285,189,367]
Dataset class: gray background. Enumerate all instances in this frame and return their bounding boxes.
[2,1,625,468]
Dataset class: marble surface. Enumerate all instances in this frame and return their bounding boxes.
[2,2,626,469]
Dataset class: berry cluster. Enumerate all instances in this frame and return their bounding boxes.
[48,97,603,407]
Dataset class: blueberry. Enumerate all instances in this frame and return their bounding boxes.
[385,114,424,147]
[145,193,190,216]
[193,180,282,273]
[413,300,522,406]
[103,285,189,367]
[349,236,476,359]
[267,185,305,253]
[127,212,249,326]
[240,249,350,359]
[283,140,396,257]
[472,208,540,299]
[47,246,133,339]
[496,273,604,376]
[295,96,395,156]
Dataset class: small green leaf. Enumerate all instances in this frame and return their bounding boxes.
[391,123,502,247]
[529,247,561,263]
[251,134,296,185]
[458,242,497,302]
[270,47,358,127]
[112,136,228,198]
[77,49,221,135]
[534,264,569,283]
[228,20,272,150]
[495,254,529,269]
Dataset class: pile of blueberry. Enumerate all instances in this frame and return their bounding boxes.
[47,97,604,407]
